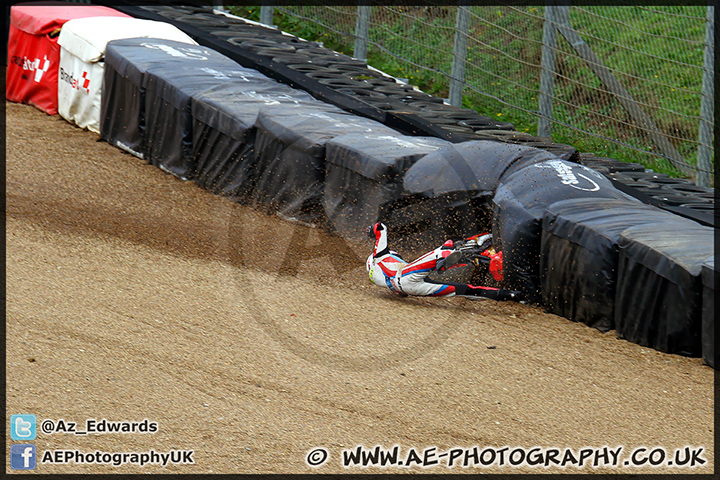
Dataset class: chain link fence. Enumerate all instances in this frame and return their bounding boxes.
[226,4,714,187]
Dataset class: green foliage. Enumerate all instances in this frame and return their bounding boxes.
[226,5,710,180]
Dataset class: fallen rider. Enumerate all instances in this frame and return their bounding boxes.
[365,222,523,301]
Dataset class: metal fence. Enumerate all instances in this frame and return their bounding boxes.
[228,4,714,187]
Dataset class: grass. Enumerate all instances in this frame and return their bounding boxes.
[228,5,711,181]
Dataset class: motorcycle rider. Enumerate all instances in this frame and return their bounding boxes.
[366,222,522,301]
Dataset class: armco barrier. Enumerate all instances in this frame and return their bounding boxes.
[615,222,714,357]
[539,198,692,332]
[492,160,640,304]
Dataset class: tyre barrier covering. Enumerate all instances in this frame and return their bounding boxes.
[6,3,131,116]
[190,82,318,202]
[323,134,450,242]
[57,16,197,134]
[395,141,564,253]
[701,259,716,368]
[101,37,235,160]
[250,107,399,226]
[615,222,715,357]
[539,198,690,332]
[492,159,640,304]
[141,46,275,180]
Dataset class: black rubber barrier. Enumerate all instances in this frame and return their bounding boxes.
[105,3,713,225]
[324,133,449,242]
[615,222,714,357]
[540,198,688,332]
[101,37,261,162]
[190,81,318,202]
[701,259,716,368]
[101,38,204,160]
[107,5,410,132]
[578,152,646,173]
[470,130,580,162]
[141,44,274,180]
[398,141,564,244]
[492,159,639,304]
[607,174,715,228]
[250,106,398,226]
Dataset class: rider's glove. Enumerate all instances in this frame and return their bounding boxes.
[488,251,503,282]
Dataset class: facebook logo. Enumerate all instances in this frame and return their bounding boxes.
[11,444,37,470]
[10,414,36,440]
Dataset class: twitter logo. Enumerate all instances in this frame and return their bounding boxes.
[11,414,37,440]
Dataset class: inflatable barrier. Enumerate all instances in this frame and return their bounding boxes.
[540,198,689,332]
[191,82,318,202]
[6,3,130,115]
[615,222,714,357]
[57,16,196,134]
[492,159,639,303]
[323,133,449,242]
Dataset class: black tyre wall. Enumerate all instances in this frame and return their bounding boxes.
[323,133,449,242]
[250,106,399,226]
[615,222,714,356]
[540,198,689,332]
[492,159,638,303]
